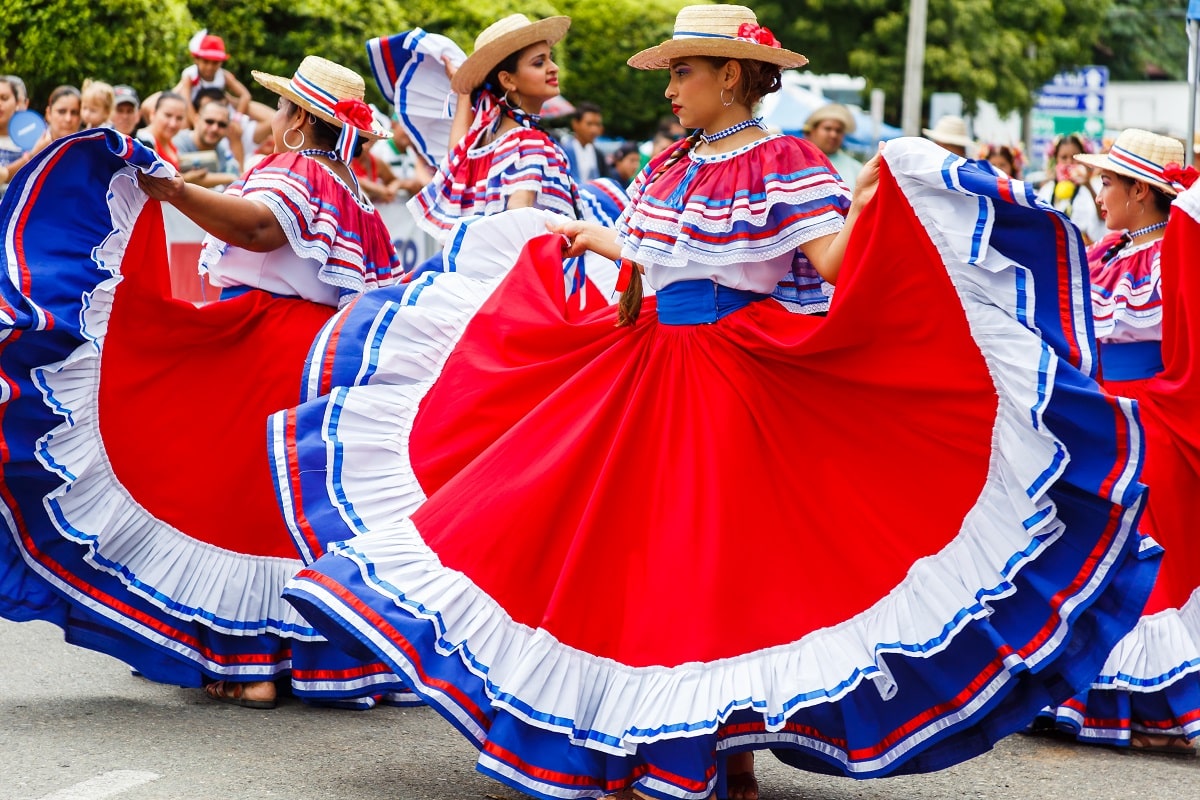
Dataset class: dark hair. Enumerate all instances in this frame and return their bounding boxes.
[0,74,27,103]
[572,102,602,121]
[1052,133,1089,159]
[47,84,81,109]
[702,57,781,107]
[1112,173,1174,215]
[155,91,188,112]
[611,140,640,164]
[279,97,366,158]
[193,87,227,111]
[479,50,523,103]
[615,130,704,326]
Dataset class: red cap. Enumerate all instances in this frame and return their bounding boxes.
[191,34,229,62]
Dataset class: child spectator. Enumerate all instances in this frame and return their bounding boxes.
[80,80,115,129]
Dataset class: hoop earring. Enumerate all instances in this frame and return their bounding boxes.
[720,88,734,107]
[503,89,522,110]
[283,128,305,151]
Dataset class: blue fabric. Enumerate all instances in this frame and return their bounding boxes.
[1099,340,1163,382]
[655,280,770,325]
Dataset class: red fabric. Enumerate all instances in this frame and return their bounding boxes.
[1138,205,1200,613]
[98,201,334,557]
[407,164,998,667]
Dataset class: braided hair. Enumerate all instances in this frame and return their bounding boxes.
[616,130,703,327]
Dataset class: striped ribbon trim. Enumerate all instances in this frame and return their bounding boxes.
[290,73,360,164]
[1107,144,1169,186]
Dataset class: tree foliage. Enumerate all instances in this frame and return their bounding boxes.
[189,0,413,109]
[1093,0,1192,81]
[756,0,1111,122]
[556,0,697,140]
[0,0,193,108]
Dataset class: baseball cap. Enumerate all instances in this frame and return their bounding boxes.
[113,85,139,108]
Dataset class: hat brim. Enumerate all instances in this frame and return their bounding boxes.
[192,49,229,62]
[252,70,391,140]
[1074,153,1177,196]
[627,39,808,70]
[922,129,976,148]
[450,17,571,95]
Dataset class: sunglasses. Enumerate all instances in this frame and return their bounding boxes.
[201,119,229,128]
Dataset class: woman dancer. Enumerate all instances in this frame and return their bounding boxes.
[1032,130,1200,756]
[270,5,1155,798]
[0,56,406,709]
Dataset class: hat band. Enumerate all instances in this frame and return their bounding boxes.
[671,23,781,48]
[1107,144,1168,185]
[290,72,361,163]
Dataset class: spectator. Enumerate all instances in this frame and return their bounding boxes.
[609,139,641,185]
[109,85,141,136]
[370,117,433,197]
[560,101,605,182]
[922,115,975,158]
[137,92,191,172]
[645,115,686,165]
[80,80,115,130]
[173,99,241,190]
[803,103,862,189]
[1,75,34,192]
[35,85,82,150]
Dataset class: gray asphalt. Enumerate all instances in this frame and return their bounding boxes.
[2,618,1197,800]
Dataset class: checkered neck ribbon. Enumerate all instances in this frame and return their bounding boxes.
[290,72,373,163]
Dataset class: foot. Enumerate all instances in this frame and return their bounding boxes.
[202,679,277,709]
[725,751,758,800]
[1129,731,1196,756]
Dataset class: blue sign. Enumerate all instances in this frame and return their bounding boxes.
[1038,66,1108,95]
[1035,93,1105,114]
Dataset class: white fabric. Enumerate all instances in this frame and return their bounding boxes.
[645,249,794,293]
[204,240,338,305]
[284,141,1146,771]
[1037,178,1108,244]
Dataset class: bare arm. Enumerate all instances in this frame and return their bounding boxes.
[547,219,622,261]
[506,189,537,210]
[442,56,474,151]
[137,170,286,251]
[797,151,882,284]
[223,71,253,115]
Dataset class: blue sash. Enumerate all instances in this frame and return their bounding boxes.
[1098,340,1163,382]
[655,280,770,325]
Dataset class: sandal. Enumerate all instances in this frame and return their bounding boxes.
[1129,731,1196,757]
[202,679,277,710]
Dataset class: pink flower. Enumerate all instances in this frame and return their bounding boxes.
[736,23,780,48]
[334,99,374,131]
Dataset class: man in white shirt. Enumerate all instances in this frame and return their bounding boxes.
[561,102,605,183]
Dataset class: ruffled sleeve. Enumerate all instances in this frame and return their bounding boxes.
[408,126,579,241]
[199,152,400,303]
[617,135,851,269]
[1088,234,1163,343]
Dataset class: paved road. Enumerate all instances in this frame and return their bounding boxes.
[2,619,1197,800]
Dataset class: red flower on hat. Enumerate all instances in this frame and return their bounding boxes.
[737,23,780,48]
[334,99,374,131]
[1164,162,1199,190]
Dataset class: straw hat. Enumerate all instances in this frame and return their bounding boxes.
[804,103,856,135]
[627,5,807,71]
[450,14,571,95]
[1074,128,1186,196]
[252,56,390,140]
[922,116,975,149]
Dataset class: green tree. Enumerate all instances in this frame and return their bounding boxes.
[557,0,697,140]
[756,0,1111,121]
[1093,0,1192,81]
[189,0,413,109]
[0,0,194,107]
